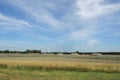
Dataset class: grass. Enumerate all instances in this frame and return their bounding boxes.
[0,60,119,73]
[0,68,120,80]
[0,54,120,80]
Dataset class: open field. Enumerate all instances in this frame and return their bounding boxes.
[0,69,120,80]
[0,54,120,80]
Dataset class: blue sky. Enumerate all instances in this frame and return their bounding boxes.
[0,0,120,52]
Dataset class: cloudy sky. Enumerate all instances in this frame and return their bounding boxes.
[0,0,120,52]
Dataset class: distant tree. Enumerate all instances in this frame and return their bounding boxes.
[63,52,72,55]
[31,50,41,53]
[76,51,79,54]
[25,49,42,54]
[0,50,3,53]
[53,52,58,55]
[4,50,9,53]
[26,49,31,53]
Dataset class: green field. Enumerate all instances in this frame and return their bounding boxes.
[0,69,120,80]
[0,54,120,80]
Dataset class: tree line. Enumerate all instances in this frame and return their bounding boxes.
[0,50,120,55]
[0,49,42,54]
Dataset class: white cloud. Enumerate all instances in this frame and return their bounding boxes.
[68,19,98,41]
[6,0,67,30]
[68,0,120,41]
[0,13,31,31]
[0,14,29,26]
[69,27,96,41]
[76,0,120,19]
[87,39,100,46]
[3,0,120,43]
[35,14,66,29]
[0,40,34,50]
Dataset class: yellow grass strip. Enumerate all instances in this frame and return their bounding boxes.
[0,60,120,73]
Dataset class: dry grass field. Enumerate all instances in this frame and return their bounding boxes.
[0,54,120,80]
